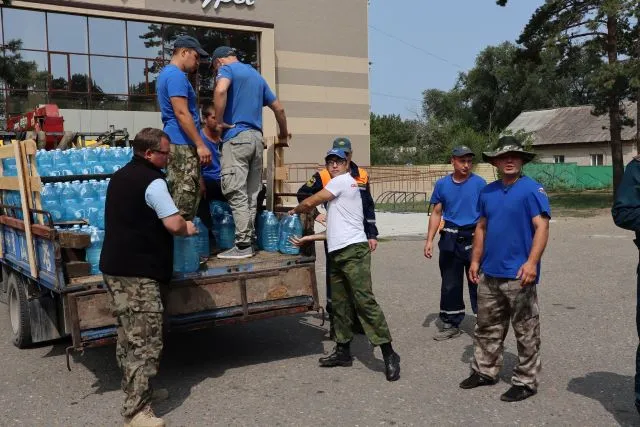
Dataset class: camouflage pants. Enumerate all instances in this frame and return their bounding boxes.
[220,130,263,246]
[103,275,164,418]
[471,274,541,391]
[166,144,201,220]
[328,242,392,346]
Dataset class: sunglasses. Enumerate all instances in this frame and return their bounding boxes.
[325,159,347,166]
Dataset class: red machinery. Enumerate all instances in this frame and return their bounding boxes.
[6,104,64,149]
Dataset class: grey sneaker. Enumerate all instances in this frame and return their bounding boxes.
[433,324,462,341]
[217,246,254,260]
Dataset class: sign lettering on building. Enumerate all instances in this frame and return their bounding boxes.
[202,0,255,9]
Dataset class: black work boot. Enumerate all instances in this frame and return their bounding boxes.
[459,372,498,389]
[500,385,536,402]
[383,351,401,382]
[319,343,353,367]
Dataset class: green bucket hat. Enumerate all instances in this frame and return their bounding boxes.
[482,136,535,164]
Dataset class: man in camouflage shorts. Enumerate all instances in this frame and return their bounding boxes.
[289,148,400,382]
[100,128,197,426]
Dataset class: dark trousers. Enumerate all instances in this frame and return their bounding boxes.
[438,227,478,327]
[196,179,226,231]
[636,263,640,413]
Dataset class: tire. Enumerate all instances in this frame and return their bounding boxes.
[7,272,31,348]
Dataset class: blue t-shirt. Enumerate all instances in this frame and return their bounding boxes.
[200,129,221,182]
[216,62,277,142]
[430,173,486,227]
[156,64,200,145]
[478,176,551,283]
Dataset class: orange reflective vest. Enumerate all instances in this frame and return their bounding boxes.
[319,167,369,188]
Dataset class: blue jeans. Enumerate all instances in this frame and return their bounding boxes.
[438,229,478,327]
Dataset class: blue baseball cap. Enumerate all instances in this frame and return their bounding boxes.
[211,46,237,60]
[173,35,208,57]
[325,148,348,161]
[332,136,352,153]
[452,145,475,157]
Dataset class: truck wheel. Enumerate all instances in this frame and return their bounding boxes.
[7,272,31,348]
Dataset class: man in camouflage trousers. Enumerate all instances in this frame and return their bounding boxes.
[100,128,197,427]
[156,35,212,220]
[461,137,550,402]
[289,148,400,382]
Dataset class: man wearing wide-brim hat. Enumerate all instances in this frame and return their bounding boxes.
[459,135,551,402]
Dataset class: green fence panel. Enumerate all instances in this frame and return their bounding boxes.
[523,163,612,190]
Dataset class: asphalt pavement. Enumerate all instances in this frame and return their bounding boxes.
[0,213,638,426]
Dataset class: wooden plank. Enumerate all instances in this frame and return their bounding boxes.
[0,144,15,160]
[65,261,91,278]
[73,291,116,331]
[245,267,314,304]
[163,279,244,315]
[275,166,288,181]
[58,231,91,249]
[0,216,55,239]
[14,141,37,278]
[265,142,276,211]
[0,176,21,191]
[23,140,44,225]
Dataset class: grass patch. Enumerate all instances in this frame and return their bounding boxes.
[548,191,612,217]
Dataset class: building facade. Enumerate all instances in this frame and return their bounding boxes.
[1,0,370,164]
[506,103,638,167]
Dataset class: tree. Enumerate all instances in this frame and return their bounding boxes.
[517,0,636,193]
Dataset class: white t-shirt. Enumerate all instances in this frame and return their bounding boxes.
[324,173,368,253]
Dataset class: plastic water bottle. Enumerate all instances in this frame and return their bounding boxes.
[256,210,268,250]
[86,227,104,275]
[41,183,63,222]
[278,214,303,255]
[69,149,84,175]
[173,236,184,274]
[261,211,280,252]
[36,150,54,177]
[217,213,235,250]
[3,158,17,176]
[182,234,200,273]
[193,216,210,258]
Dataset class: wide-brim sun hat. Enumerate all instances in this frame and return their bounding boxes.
[482,135,535,164]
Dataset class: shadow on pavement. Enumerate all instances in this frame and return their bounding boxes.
[567,372,638,426]
[62,314,326,416]
[351,334,385,374]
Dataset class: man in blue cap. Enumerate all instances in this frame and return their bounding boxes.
[211,46,289,259]
[296,136,378,316]
[289,148,400,382]
[424,145,486,340]
[156,35,212,221]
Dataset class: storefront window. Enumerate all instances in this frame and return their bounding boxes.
[127,21,162,59]
[90,56,128,94]
[89,17,126,56]
[3,9,46,50]
[47,13,88,54]
[0,7,259,114]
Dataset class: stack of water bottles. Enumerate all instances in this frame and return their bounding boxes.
[256,210,303,255]
[35,146,132,177]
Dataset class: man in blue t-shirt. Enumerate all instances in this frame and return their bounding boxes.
[195,104,227,233]
[156,35,212,220]
[425,146,486,341]
[459,136,550,403]
[212,46,289,259]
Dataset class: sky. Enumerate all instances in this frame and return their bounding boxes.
[368,1,545,119]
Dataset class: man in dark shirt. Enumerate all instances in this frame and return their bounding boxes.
[612,155,640,414]
[100,128,197,427]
